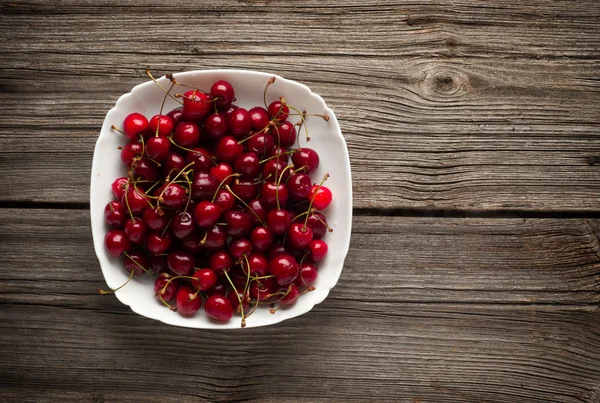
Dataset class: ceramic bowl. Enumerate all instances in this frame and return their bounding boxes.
[90,69,352,328]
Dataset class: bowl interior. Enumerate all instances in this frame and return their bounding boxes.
[90,70,352,328]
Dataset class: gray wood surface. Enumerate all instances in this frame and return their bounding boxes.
[1,0,600,402]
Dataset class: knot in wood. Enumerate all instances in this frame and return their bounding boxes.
[429,70,465,96]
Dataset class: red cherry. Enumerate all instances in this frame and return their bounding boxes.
[111,177,128,200]
[210,80,235,110]
[246,132,274,157]
[104,229,131,257]
[204,113,228,140]
[181,233,203,254]
[267,146,290,164]
[216,136,244,163]
[124,217,148,245]
[209,250,233,273]
[261,181,288,209]
[249,277,276,301]
[250,226,273,253]
[269,254,299,285]
[192,172,218,201]
[121,187,148,215]
[267,243,291,260]
[132,158,159,182]
[308,239,328,261]
[154,276,179,302]
[167,250,195,276]
[248,106,270,130]
[163,152,186,177]
[192,268,218,291]
[186,147,214,172]
[166,107,183,126]
[267,209,291,235]
[194,201,222,227]
[171,212,196,239]
[173,121,201,148]
[214,189,235,212]
[262,159,291,183]
[182,89,212,121]
[229,238,253,259]
[247,198,268,225]
[287,222,313,249]
[206,282,227,297]
[287,173,311,201]
[147,232,173,254]
[205,295,233,322]
[310,185,332,210]
[306,211,328,240]
[227,107,252,139]
[280,284,300,306]
[160,183,187,209]
[146,136,171,161]
[244,253,269,277]
[176,285,202,316]
[295,262,318,287]
[227,289,250,315]
[149,114,174,137]
[209,163,234,185]
[273,121,296,147]
[143,207,169,232]
[291,147,319,174]
[123,113,149,141]
[268,100,289,121]
[150,254,169,275]
[234,152,261,179]
[123,250,149,276]
[202,224,227,250]
[224,210,253,238]
[120,142,143,167]
[104,201,126,228]
[230,180,259,201]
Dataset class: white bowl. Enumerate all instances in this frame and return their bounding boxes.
[90,69,352,328]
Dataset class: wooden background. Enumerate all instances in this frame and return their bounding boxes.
[1,1,600,402]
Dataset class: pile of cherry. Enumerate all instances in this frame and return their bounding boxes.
[102,71,332,327]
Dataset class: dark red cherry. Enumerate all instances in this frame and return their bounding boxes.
[262,159,291,183]
[194,201,222,227]
[245,253,269,277]
[171,212,196,239]
[248,106,270,130]
[261,181,288,209]
[173,121,201,148]
[222,104,238,121]
[149,114,174,137]
[267,209,291,235]
[268,100,289,121]
[160,183,187,209]
[154,276,179,302]
[176,285,202,316]
[273,121,296,147]
[216,136,244,163]
[250,226,273,253]
[268,243,291,260]
[227,107,252,139]
[181,233,203,253]
[166,107,183,126]
[167,250,195,276]
[291,147,319,174]
[104,201,126,228]
[214,189,235,212]
[206,282,227,297]
[295,262,318,287]
[288,173,312,200]
[147,232,173,255]
[204,113,228,140]
[163,152,186,177]
[267,146,290,164]
[186,147,213,172]
[247,198,267,225]
[287,222,313,249]
[123,113,149,141]
[246,132,274,157]
[133,158,159,182]
[192,171,218,201]
[269,254,299,285]
[123,250,149,276]
[209,250,233,273]
[306,211,328,240]
[182,89,212,121]
[310,185,332,210]
[230,180,259,201]
[308,239,328,262]
[192,268,218,291]
[146,136,171,161]
[143,207,169,232]
[202,224,227,250]
[111,177,128,200]
[234,152,260,179]
[121,187,148,215]
[250,277,276,301]
[124,217,147,245]
[224,210,253,238]
[229,238,253,259]
[280,284,300,305]
[150,254,169,274]
[209,163,234,185]
[104,229,131,257]
[120,142,143,167]
[210,80,235,110]
[205,295,233,322]
[227,289,250,316]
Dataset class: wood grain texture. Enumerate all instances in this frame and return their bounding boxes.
[1,209,600,402]
[1,1,600,210]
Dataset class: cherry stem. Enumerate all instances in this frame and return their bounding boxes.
[304,173,330,229]
[211,173,241,203]
[155,81,177,137]
[259,149,298,164]
[145,68,183,105]
[98,268,135,295]
[242,254,251,300]
[245,293,261,318]
[275,164,294,210]
[183,171,193,213]
[263,76,276,109]
[158,293,176,311]
[123,252,155,276]
[286,104,310,143]
[175,92,215,104]
[198,230,208,246]
[145,179,162,195]
[291,209,314,224]
[124,182,135,220]
[111,125,126,136]
[224,184,266,226]
[222,270,246,328]
[156,161,195,206]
